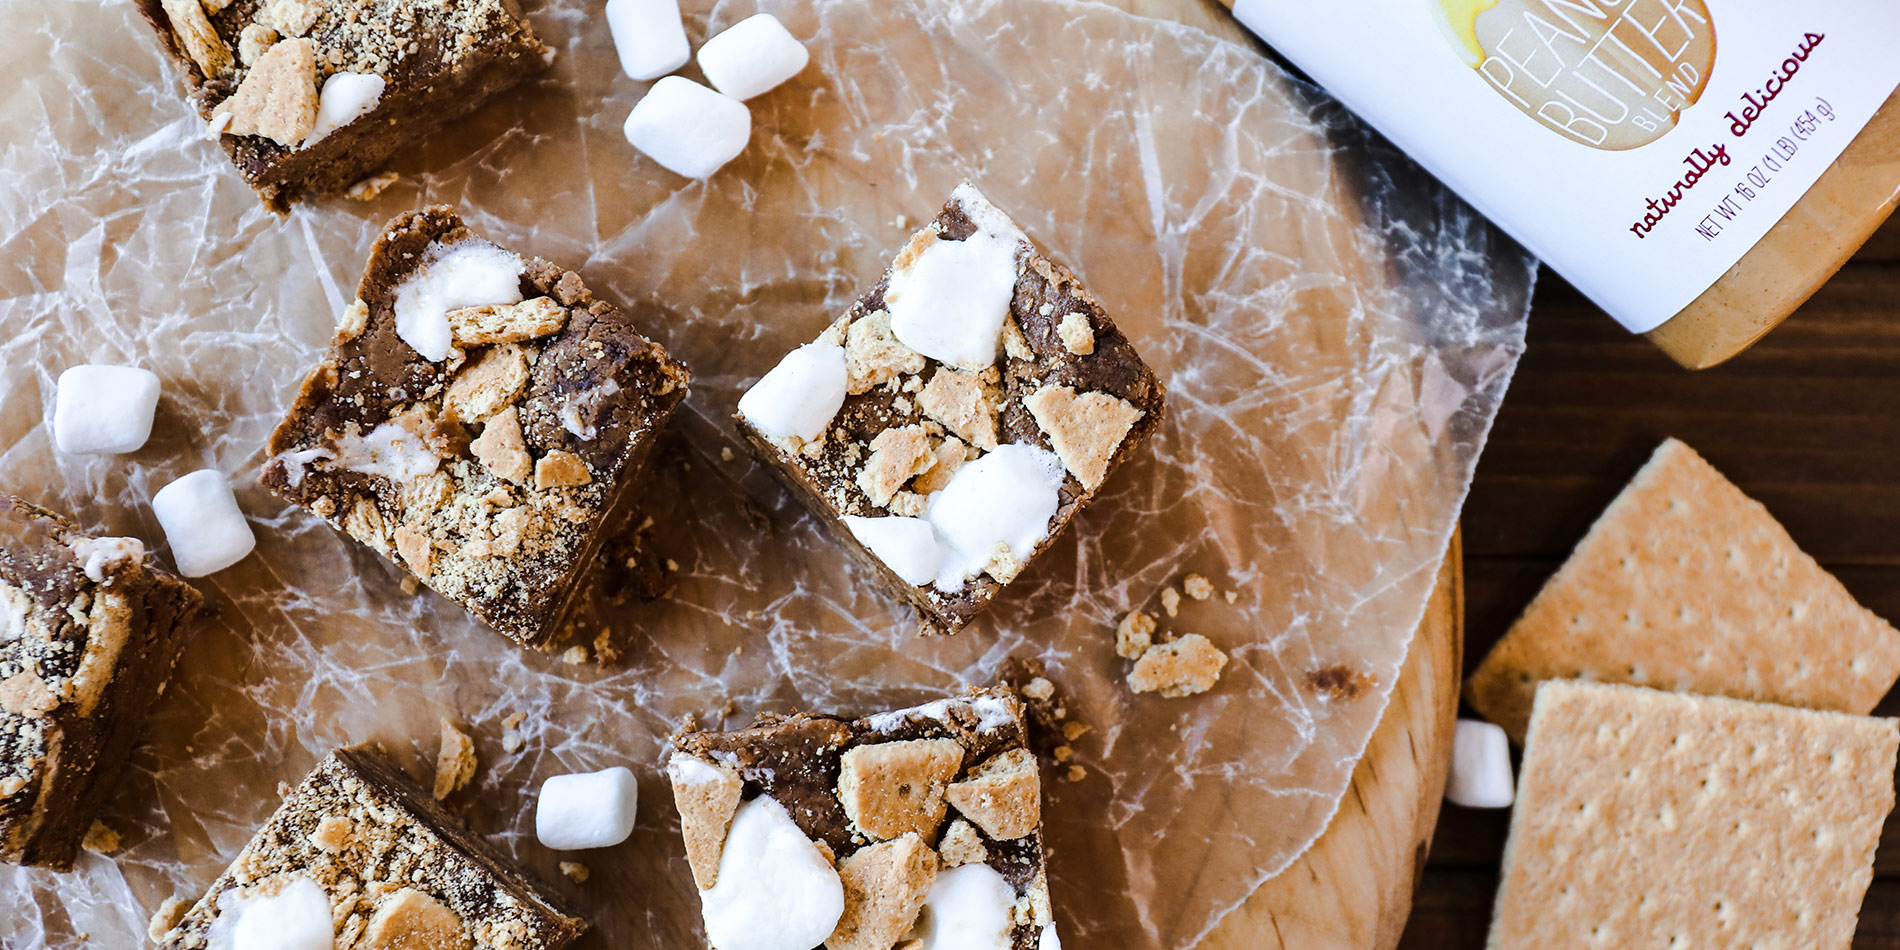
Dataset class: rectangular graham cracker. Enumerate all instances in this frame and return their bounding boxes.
[1489,681,1899,950]
[1467,438,1900,743]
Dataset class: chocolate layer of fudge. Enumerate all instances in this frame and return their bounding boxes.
[156,747,586,949]
[262,207,689,648]
[669,687,1058,950]
[135,0,550,211]
[0,494,202,870]
[736,184,1164,634]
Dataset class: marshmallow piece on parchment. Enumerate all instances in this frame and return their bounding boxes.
[696,14,809,101]
[152,469,256,577]
[535,766,639,850]
[1444,719,1513,809]
[843,515,942,586]
[606,0,690,81]
[54,364,162,455]
[700,795,844,950]
[229,876,334,950]
[623,76,751,180]
[738,342,847,441]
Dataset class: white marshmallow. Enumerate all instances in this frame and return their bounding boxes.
[229,877,334,950]
[304,72,385,144]
[69,536,145,584]
[1039,924,1061,950]
[843,515,942,586]
[885,229,1021,372]
[328,420,443,484]
[392,242,525,362]
[696,14,809,101]
[737,343,846,441]
[925,444,1065,592]
[605,0,690,81]
[152,470,256,578]
[1445,719,1515,809]
[911,863,1015,950]
[53,364,162,455]
[667,752,727,786]
[623,76,752,180]
[536,766,639,850]
[700,796,844,950]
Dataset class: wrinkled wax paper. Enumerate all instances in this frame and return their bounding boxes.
[0,0,1533,945]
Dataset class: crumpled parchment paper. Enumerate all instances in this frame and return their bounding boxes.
[0,0,1533,945]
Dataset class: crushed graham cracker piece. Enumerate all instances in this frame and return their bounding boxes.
[946,748,1040,841]
[912,437,974,495]
[1022,384,1143,491]
[1021,678,1054,701]
[0,672,58,718]
[1160,587,1181,618]
[1128,634,1228,698]
[81,820,120,854]
[237,22,277,66]
[1183,574,1215,600]
[887,491,928,518]
[432,719,476,800]
[981,541,1027,585]
[592,628,620,666]
[398,575,420,596]
[1116,609,1156,660]
[159,0,232,78]
[1061,721,1090,742]
[536,451,592,490]
[857,426,935,508]
[845,310,925,394]
[1056,312,1095,354]
[500,712,528,753]
[837,739,963,841]
[1001,315,1034,362]
[669,754,743,890]
[559,861,589,883]
[1224,590,1238,604]
[147,896,190,942]
[258,0,319,36]
[918,368,999,450]
[347,171,401,202]
[560,644,588,665]
[1064,765,1086,783]
[936,819,987,868]
[334,298,369,344]
[470,407,532,485]
[830,834,938,950]
[1052,746,1073,763]
[309,815,352,853]
[393,524,434,578]
[360,887,471,950]
[443,343,529,423]
[213,38,316,146]
[449,296,568,347]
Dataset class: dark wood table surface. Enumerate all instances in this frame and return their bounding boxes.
[1398,214,1900,947]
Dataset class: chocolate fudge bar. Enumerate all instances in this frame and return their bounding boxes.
[669,687,1058,950]
[155,747,587,949]
[0,494,202,870]
[262,207,689,648]
[736,183,1164,634]
[134,0,550,211]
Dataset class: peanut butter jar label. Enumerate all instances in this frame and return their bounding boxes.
[1234,0,1900,333]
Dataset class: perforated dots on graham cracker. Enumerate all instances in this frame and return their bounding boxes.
[1490,681,1898,950]
[1467,438,1900,743]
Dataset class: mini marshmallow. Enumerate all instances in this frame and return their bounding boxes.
[843,515,942,586]
[393,242,525,362]
[1039,924,1062,950]
[535,766,639,850]
[885,229,1021,371]
[696,14,809,101]
[1445,718,1515,809]
[912,863,1015,950]
[230,876,334,950]
[737,343,847,441]
[152,469,256,578]
[606,0,690,81]
[926,444,1065,592]
[700,796,844,950]
[69,536,145,584]
[53,364,162,455]
[304,72,385,144]
[623,76,752,180]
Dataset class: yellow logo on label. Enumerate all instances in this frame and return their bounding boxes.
[1431,0,1716,150]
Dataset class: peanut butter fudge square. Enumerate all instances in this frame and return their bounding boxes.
[262,207,689,648]
[669,686,1059,950]
[134,0,550,211]
[155,747,587,949]
[736,184,1164,634]
[0,494,202,871]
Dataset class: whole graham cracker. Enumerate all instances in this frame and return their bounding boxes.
[1467,438,1900,743]
[1489,681,1899,950]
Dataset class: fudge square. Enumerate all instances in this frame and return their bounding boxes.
[737,184,1165,634]
[1489,680,1899,950]
[134,0,549,211]
[668,686,1058,950]
[263,207,689,648]
[156,746,586,949]
[0,494,202,871]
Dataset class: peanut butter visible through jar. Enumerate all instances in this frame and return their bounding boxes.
[1647,87,1900,369]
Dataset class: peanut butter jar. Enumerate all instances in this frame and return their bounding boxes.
[1231,2,1900,369]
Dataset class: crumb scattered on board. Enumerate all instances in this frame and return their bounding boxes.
[147,896,190,942]
[500,712,528,754]
[81,820,119,854]
[1114,572,1235,697]
[433,718,477,800]
[561,644,588,665]
[560,861,590,883]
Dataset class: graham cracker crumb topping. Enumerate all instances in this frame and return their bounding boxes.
[670,756,743,890]
[360,887,471,950]
[836,739,964,841]
[857,426,936,509]
[442,343,530,424]
[160,0,232,78]
[448,297,568,347]
[534,451,592,490]
[1022,384,1143,492]
[1056,312,1095,355]
[845,311,926,395]
[918,368,999,451]
[829,834,938,950]
[212,37,317,146]
[936,819,987,868]
[469,407,531,485]
[945,748,1040,841]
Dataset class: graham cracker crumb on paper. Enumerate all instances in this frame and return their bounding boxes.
[346,171,400,202]
[837,739,963,841]
[1061,721,1090,742]
[1159,587,1181,618]
[918,368,999,450]
[857,425,935,509]
[398,575,420,596]
[147,896,190,942]
[832,834,937,950]
[81,820,119,854]
[1023,384,1143,491]
[1056,312,1095,354]
[432,719,476,800]
[592,628,620,667]
[159,0,232,78]
[560,861,589,883]
[1467,438,1900,744]
[1115,609,1156,659]
[560,644,589,665]
[1128,634,1228,698]
[1064,764,1086,783]
[213,38,317,146]
[1491,681,1900,950]
[1183,573,1214,600]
